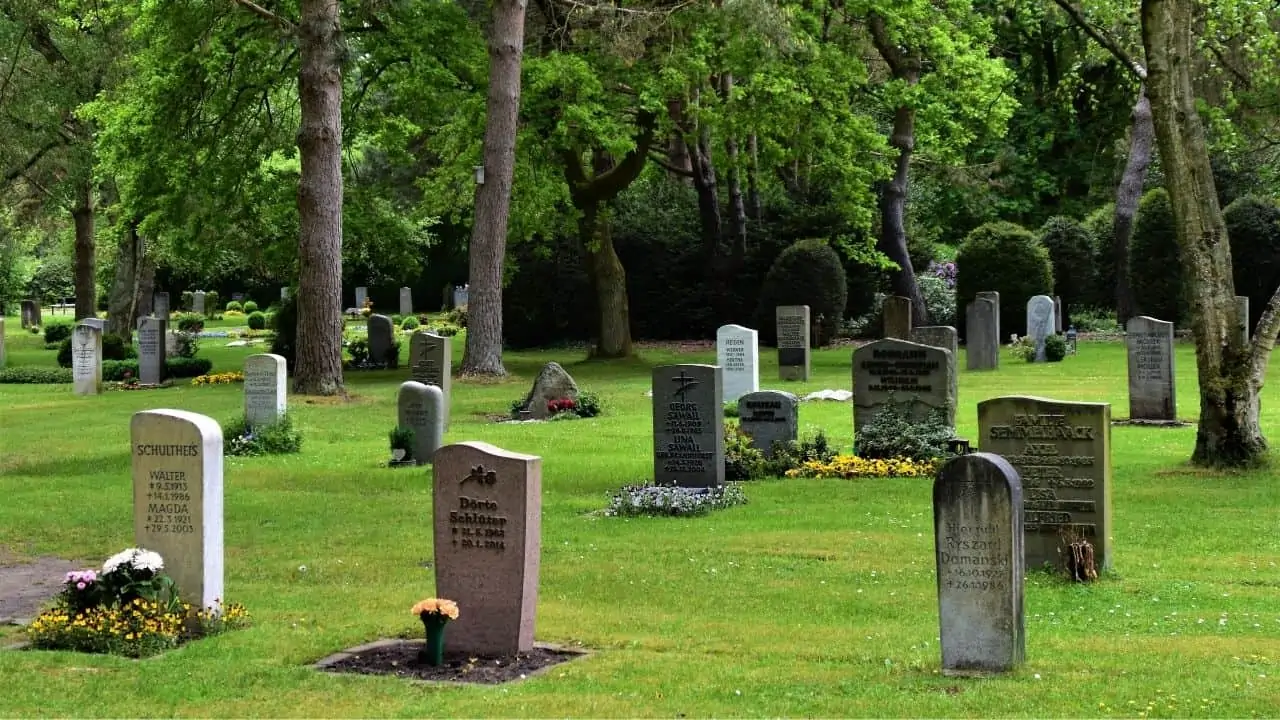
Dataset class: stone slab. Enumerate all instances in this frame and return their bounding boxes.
[775,305,810,381]
[137,317,167,386]
[966,299,999,370]
[1126,316,1176,421]
[410,331,451,430]
[883,296,912,339]
[400,287,413,316]
[652,364,724,488]
[738,390,798,458]
[398,381,444,465]
[853,338,955,432]
[716,324,759,403]
[72,323,102,396]
[1026,295,1054,362]
[244,353,287,426]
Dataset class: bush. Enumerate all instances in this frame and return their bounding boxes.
[1038,216,1094,324]
[1225,195,1280,334]
[1044,334,1068,362]
[172,332,200,359]
[573,390,603,418]
[725,423,767,482]
[204,291,220,314]
[1070,307,1120,333]
[955,221,1053,340]
[756,239,848,346]
[444,306,467,329]
[854,400,954,462]
[604,484,748,518]
[786,455,941,479]
[270,294,297,368]
[1128,188,1184,323]
[223,414,302,456]
[56,338,71,367]
[225,300,243,312]
[0,367,72,384]
[242,300,259,313]
[766,430,838,477]
[175,313,205,333]
[917,275,956,326]
[166,357,213,378]
[181,291,194,311]
[43,319,74,344]
[101,334,136,361]
[102,360,140,381]
[246,311,266,330]
[401,315,420,331]
[1082,203,1118,310]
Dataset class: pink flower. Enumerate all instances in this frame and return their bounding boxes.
[76,582,86,590]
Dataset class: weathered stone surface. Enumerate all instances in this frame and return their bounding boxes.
[192,291,206,315]
[131,409,224,610]
[934,453,1025,676]
[716,324,759,403]
[1026,295,1054,361]
[977,396,1113,571]
[355,286,368,309]
[399,287,413,316]
[738,390,798,458]
[910,326,958,420]
[410,331,451,430]
[522,362,578,419]
[280,287,290,301]
[976,290,1000,342]
[883,296,913,339]
[367,314,396,368]
[966,299,999,371]
[775,305,811,381]
[1054,296,1063,333]
[153,292,170,318]
[652,364,724,488]
[398,381,444,465]
[1126,316,1176,421]
[244,354,287,427]
[137,317,167,386]
[72,323,102,396]
[433,441,541,656]
[853,338,955,432]
[453,285,469,309]
[1236,295,1250,346]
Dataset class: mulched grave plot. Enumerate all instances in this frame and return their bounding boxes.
[316,639,587,685]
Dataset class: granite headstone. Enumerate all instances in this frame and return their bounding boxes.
[153,292,170,318]
[397,381,444,465]
[410,331,451,430]
[243,354,287,427]
[883,296,913,339]
[399,287,413,316]
[367,314,395,367]
[776,305,811,381]
[192,291,206,315]
[716,324,759,403]
[355,286,368,309]
[966,299,999,370]
[1026,295,1054,361]
[853,338,955,432]
[72,323,102,396]
[738,390,798,458]
[137,316,167,386]
[652,364,724,488]
[1125,316,1176,421]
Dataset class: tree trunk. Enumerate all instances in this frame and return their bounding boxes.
[1112,87,1153,325]
[747,132,762,220]
[665,99,693,182]
[293,0,346,396]
[72,183,95,321]
[135,230,156,319]
[688,128,722,255]
[106,222,143,341]
[721,74,747,258]
[1142,0,1264,466]
[581,205,632,358]
[461,0,527,377]
[878,107,929,326]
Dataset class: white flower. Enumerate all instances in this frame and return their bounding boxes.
[102,547,164,574]
[103,548,139,574]
[134,550,164,572]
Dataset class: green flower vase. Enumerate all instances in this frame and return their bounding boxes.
[418,614,449,666]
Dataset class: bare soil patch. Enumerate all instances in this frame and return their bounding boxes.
[316,639,587,685]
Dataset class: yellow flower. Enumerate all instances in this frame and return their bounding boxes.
[411,598,460,620]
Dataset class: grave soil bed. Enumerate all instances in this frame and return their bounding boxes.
[316,639,585,685]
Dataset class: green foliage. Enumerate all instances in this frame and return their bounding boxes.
[765,430,838,477]
[269,294,297,369]
[388,426,415,460]
[955,221,1053,339]
[174,313,205,333]
[1070,308,1120,334]
[43,320,73,344]
[917,275,956,326]
[400,316,420,331]
[166,358,212,378]
[56,339,71,368]
[604,484,748,518]
[224,414,302,457]
[225,301,243,312]
[246,311,266,331]
[1128,189,1184,323]
[444,307,467,329]
[1225,196,1280,334]
[101,335,136,362]
[181,292,194,311]
[0,367,72,384]
[854,400,954,462]
[722,402,739,419]
[725,423,768,482]
[1044,334,1068,362]
[1082,204,1118,310]
[573,391,603,419]
[242,300,258,313]
[1038,217,1094,321]
[102,360,139,382]
[756,239,847,346]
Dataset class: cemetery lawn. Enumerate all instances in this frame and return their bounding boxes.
[1,325,1278,717]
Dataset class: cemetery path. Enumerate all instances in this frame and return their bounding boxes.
[0,554,80,625]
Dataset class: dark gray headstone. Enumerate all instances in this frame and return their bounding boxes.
[853,338,955,432]
[738,390,798,458]
[1053,296,1063,333]
[398,381,444,465]
[410,331,451,430]
[966,298,999,371]
[192,291,206,315]
[978,395,1113,571]
[775,305,811,381]
[153,292,170,318]
[1026,295,1054,361]
[20,299,39,328]
[976,291,1000,344]
[399,287,413,316]
[934,453,1025,676]
[1126,316,1176,421]
[910,326,958,420]
[883,296,912,339]
[652,364,724,488]
[367,314,394,367]
[137,316,167,385]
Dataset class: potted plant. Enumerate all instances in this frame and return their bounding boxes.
[410,597,459,666]
[388,426,415,467]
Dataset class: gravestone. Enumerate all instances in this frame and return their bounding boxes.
[192,291,206,315]
[433,441,541,656]
[976,291,1000,343]
[738,390,798,458]
[453,285,469,309]
[72,323,103,396]
[0,317,5,368]
[399,287,413,316]
[367,314,394,367]
[934,453,1025,676]
[1236,296,1250,346]
[775,305,811,381]
[243,354,287,427]
[883,296,913,339]
[1054,296,1063,333]
[80,318,105,331]
[716,324,759,402]
[20,299,39,328]
[131,409,223,610]
[652,364,724,488]
[1126,316,1176,421]
[521,362,577,420]
[410,331,452,430]
[1026,295,1055,361]
[397,381,444,465]
[153,292,170,318]
[910,326,959,418]
[355,286,368,309]
[853,338,955,432]
[966,299,1000,370]
[280,287,290,301]
[977,396,1112,571]
[137,317,167,386]
[441,285,454,310]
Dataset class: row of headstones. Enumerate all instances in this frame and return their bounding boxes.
[130,409,535,656]
[352,285,469,314]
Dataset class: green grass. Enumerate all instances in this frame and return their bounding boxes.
[1,316,1278,717]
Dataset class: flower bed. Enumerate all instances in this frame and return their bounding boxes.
[191,372,244,386]
[785,455,940,479]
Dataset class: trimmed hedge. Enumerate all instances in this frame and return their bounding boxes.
[755,239,848,346]
[955,221,1054,339]
[43,320,74,344]
[1225,195,1280,334]
[1038,216,1093,324]
[0,367,73,384]
[1082,203,1117,310]
[1128,189,1184,323]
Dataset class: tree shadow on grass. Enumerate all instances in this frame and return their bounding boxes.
[1,451,131,480]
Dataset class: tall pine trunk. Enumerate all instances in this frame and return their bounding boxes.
[293,0,345,396]
[72,182,95,321]
[1111,88,1154,325]
[1142,0,1265,466]
[461,0,527,377]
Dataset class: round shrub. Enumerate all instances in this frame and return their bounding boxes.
[1044,334,1068,362]
[756,239,848,346]
[102,334,136,361]
[247,311,267,330]
[242,300,259,313]
[1128,188,1184,323]
[225,300,243,313]
[57,338,72,367]
[43,320,74,345]
[401,315,420,331]
[175,313,205,333]
[1082,203,1117,310]
[1038,216,1093,324]
[1225,195,1280,334]
[955,221,1054,340]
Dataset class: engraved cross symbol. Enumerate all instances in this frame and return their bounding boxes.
[460,464,497,487]
[672,370,700,402]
